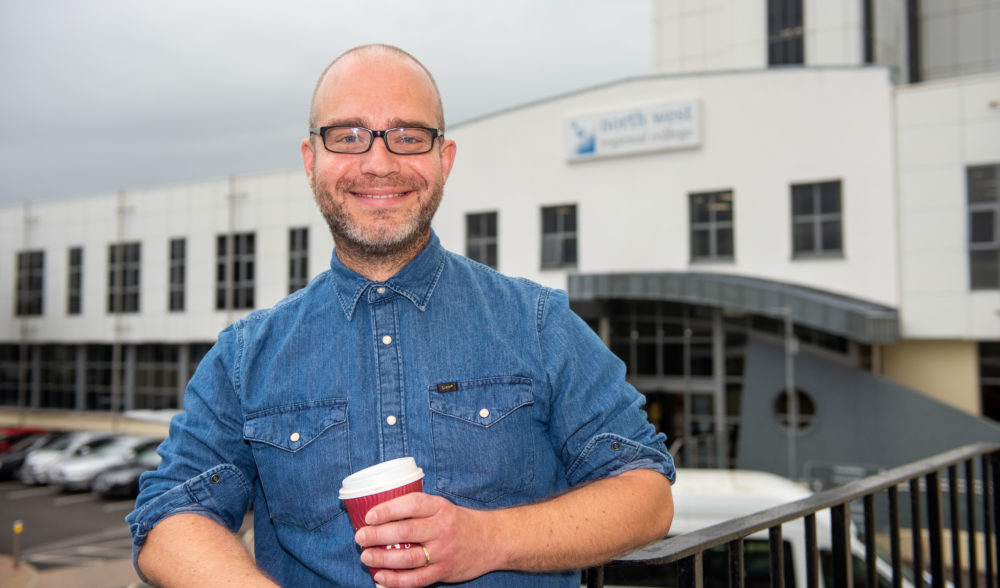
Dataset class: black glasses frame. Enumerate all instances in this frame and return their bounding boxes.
[309,126,443,155]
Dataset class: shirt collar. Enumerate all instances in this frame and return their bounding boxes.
[328,231,447,320]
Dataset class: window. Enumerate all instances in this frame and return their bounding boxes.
[541,205,577,269]
[466,212,498,268]
[968,164,999,290]
[107,243,141,313]
[773,388,817,431]
[288,227,309,294]
[67,247,82,315]
[168,238,185,312]
[981,342,1000,422]
[690,190,735,262]
[16,250,44,316]
[768,0,804,65]
[216,232,255,310]
[791,180,843,258]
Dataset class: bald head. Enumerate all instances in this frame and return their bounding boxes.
[308,44,445,131]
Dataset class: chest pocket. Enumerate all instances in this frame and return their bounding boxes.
[243,398,350,530]
[428,376,534,504]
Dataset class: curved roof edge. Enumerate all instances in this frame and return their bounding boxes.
[568,272,899,345]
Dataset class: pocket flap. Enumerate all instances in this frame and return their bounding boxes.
[428,376,532,427]
[243,398,348,452]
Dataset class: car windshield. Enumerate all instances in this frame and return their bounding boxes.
[91,437,140,457]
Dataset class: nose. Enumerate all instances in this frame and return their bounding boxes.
[358,136,400,177]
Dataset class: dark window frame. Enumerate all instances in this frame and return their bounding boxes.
[768,0,805,65]
[169,238,186,312]
[67,247,83,315]
[216,232,255,310]
[107,242,141,314]
[541,204,578,270]
[791,180,844,259]
[466,211,498,269]
[689,190,735,263]
[968,164,1000,290]
[15,250,45,316]
[288,227,309,294]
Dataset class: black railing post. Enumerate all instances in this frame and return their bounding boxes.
[805,513,820,588]
[911,478,925,588]
[864,494,878,588]
[728,537,745,588]
[889,484,904,588]
[984,453,996,588]
[769,525,785,588]
[927,471,946,588]
[831,503,853,588]
[678,553,701,588]
[585,565,604,588]
[965,458,979,588]
[948,465,964,588]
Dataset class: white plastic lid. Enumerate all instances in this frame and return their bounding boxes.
[338,457,424,499]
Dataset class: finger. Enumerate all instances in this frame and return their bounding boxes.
[356,515,429,548]
[364,492,443,525]
[360,542,429,571]
[372,564,441,588]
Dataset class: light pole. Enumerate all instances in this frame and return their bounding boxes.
[776,307,798,480]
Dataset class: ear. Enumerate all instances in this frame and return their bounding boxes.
[438,139,457,184]
[301,137,317,188]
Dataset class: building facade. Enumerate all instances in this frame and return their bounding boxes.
[3,0,999,478]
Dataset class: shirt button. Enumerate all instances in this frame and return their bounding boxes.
[479,408,490,419]
[382,335,393,345]
[386,415,397,426]
[377,287,386,294]
[290,432,301,443]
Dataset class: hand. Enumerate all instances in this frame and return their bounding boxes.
[354,492,502,587]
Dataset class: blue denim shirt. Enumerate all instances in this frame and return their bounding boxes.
[128,232,675,587]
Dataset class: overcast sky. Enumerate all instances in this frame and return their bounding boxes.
[0,0,653,208]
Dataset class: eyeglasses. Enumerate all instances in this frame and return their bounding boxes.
[309,126,443,155]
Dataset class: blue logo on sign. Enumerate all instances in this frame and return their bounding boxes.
[571,122,596,156]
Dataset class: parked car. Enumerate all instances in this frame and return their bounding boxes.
[0,427,47,453]
[18,431,118,485]
[93,441,163,498]
[0,431,68,480]
[51,435,163,492]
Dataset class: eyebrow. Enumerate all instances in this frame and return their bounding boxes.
[318,118,437,129]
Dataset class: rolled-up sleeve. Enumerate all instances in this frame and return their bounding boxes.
[538,289,676,487]
[126,324,257,575]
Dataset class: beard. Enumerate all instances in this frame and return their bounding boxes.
[313,173,443,260]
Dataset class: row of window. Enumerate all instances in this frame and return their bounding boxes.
[464,170,1000,291]
[14,228,310,317]
[12,166,1000,317]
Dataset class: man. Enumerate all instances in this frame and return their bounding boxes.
[128,44,675,587]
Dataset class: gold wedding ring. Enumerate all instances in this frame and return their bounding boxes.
[422,545,431,567]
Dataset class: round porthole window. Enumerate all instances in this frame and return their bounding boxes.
[772,388,816,431]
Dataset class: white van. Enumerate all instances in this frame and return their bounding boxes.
[599,468,911,588]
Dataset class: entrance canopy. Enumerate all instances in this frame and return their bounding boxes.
[568,272,899,344]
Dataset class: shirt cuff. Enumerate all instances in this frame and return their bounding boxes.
[566,433,677,487]
[126,464,251,583]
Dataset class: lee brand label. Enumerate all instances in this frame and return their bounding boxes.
[436,382,458,393]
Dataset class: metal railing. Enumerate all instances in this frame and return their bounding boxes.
[585,442,1000,588]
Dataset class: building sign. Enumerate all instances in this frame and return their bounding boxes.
[565,99,701,161]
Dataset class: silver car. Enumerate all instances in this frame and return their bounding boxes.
[51,435,163,492]
[18,431,118,485]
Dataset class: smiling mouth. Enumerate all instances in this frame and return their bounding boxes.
[354,191,409,199]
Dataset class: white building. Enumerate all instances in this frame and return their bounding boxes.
[3,1,998,477]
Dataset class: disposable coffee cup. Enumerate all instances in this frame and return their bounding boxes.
[340,457,425,586]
